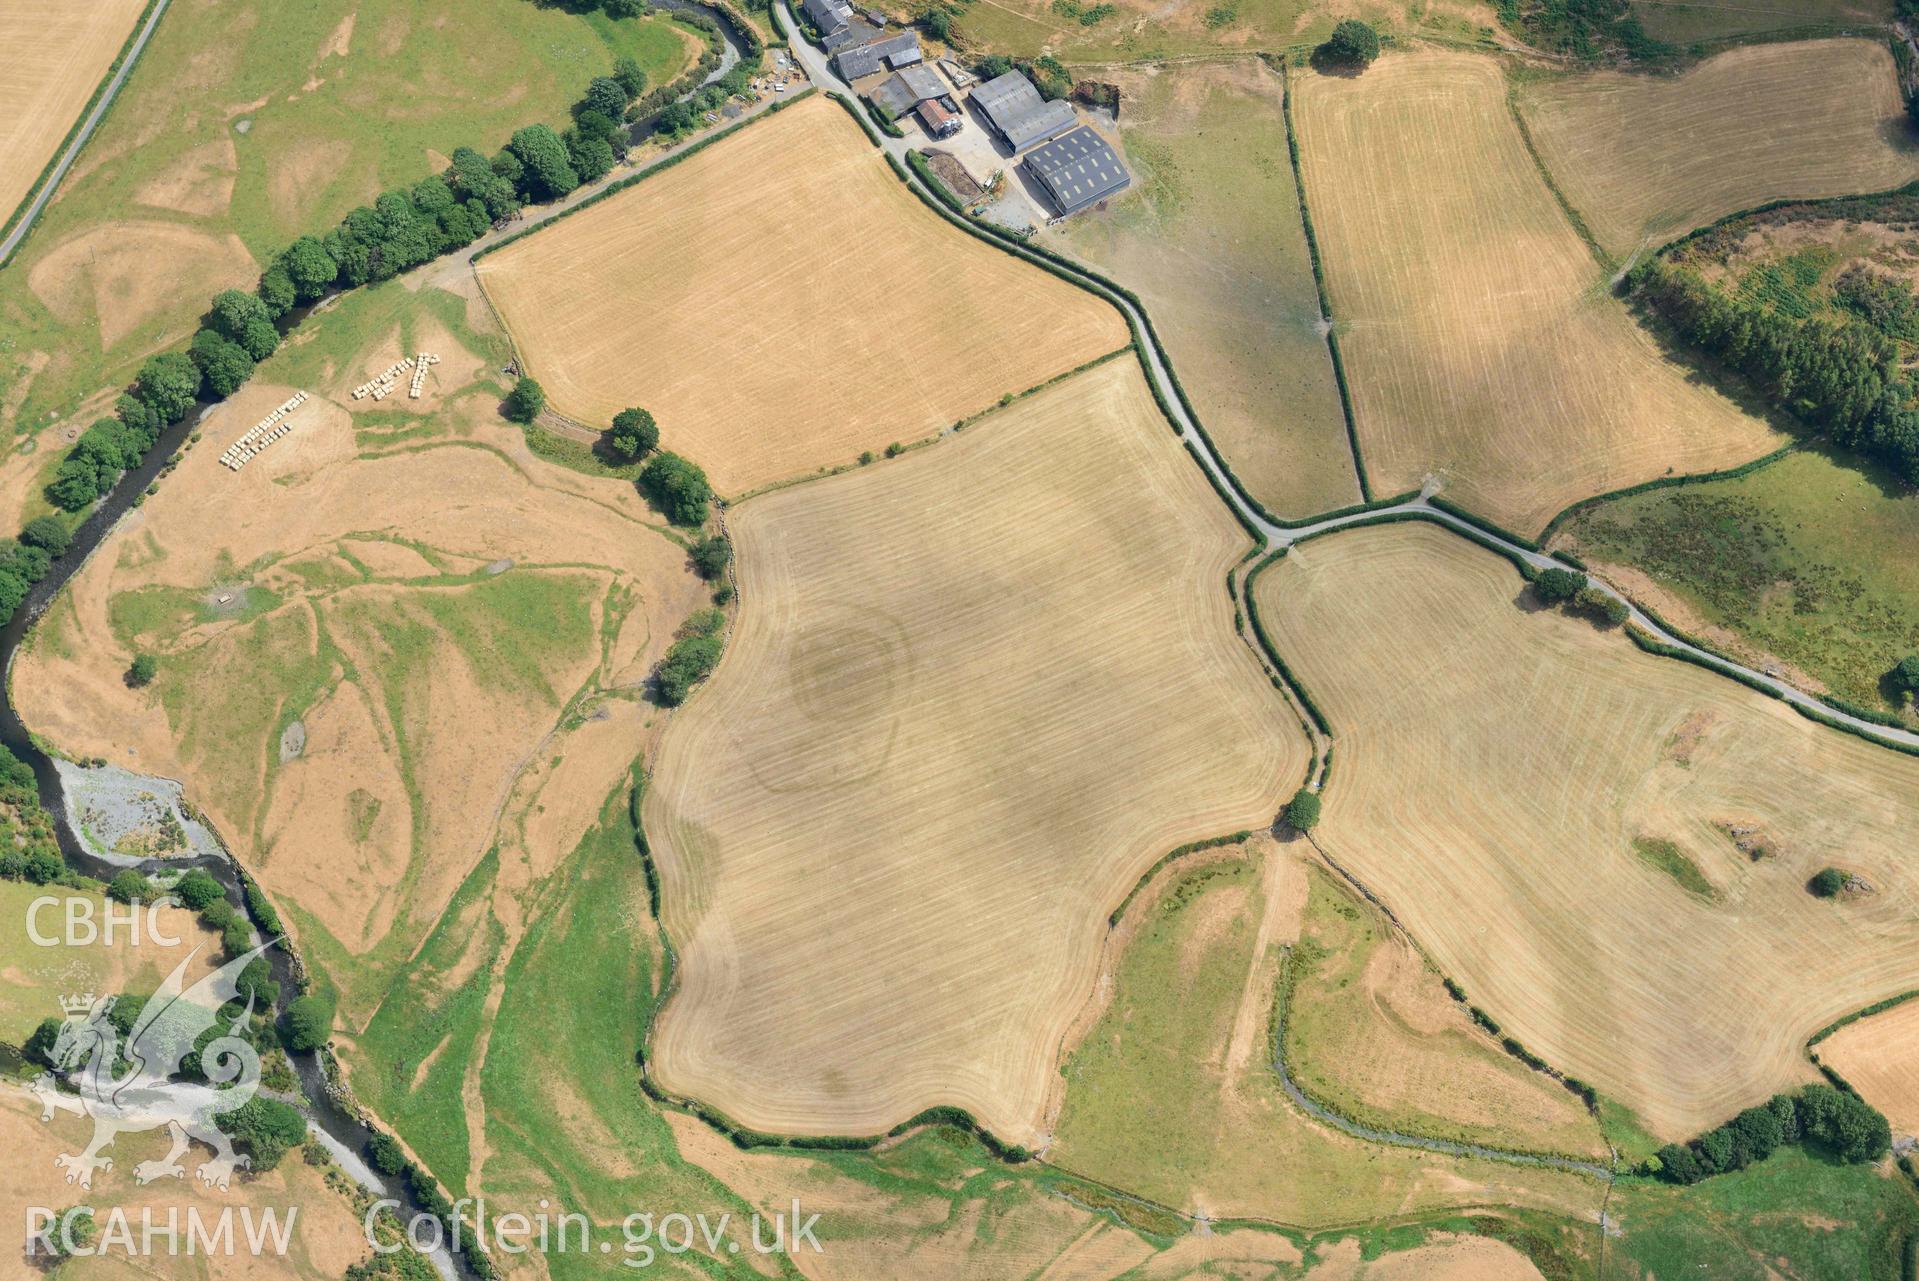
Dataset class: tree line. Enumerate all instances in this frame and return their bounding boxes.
[1631,258,1919,486]
[1649,1082,1890,1183]
[16,5,744,636]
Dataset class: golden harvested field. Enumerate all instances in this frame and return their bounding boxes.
[643,359,1303,1144]
[1818,1000,1919,1138]
[1291,51,1780,535]
[1515,39,1919,262]
[17,286,708,1017]
[0,0,151,227]
[1254,521,1919,1138]
[476,95,1130,495]
[1054,60,1360,519]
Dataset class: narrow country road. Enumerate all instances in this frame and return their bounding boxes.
[0,0,175,267]
[770,0,1919,758]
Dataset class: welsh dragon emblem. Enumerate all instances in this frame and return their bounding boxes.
[27,942,276,1190]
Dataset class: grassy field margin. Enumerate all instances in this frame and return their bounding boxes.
[1276,58,1372,502]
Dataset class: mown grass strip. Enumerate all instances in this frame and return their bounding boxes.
[1631,836,1717,901]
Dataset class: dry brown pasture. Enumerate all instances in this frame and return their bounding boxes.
[26,220,257,351]
[1515,40,1919,262]
[1817,1000,1919,1138]
[1254,521,1919,1138]
[0,0,152,226]
[642,358,1303,1144]
[1291,51,1781,534]
[16,353,707,1010]
[0,1091,372,1281]
[1054,59,1360,519]
[475,95,1130,496]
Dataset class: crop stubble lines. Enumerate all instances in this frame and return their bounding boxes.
[1291,51,1780,536]
[1256,522,1919,1138]
[644,360,1304,1143]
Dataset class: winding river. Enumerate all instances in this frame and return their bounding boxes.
[0,2,760,1265]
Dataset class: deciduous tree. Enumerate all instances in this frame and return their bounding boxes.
[638,452,712,525]
[504,378,547,424]
[609,407,659,459]
[1284,788,1321,832]
[1320,18,1380,65]
[1533,567,1587,604]
[509,125,581,200]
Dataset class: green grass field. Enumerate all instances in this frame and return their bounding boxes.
[0,0,696,451]
[475,774,781,1277]
[1611,1148,1919,1278]
[1559,446,1919,720]
[353,848,504,1192]
[950,0,1496,65]
[1049,854,1604,1226]
[1629,0,1889,47]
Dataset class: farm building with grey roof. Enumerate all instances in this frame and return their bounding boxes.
[803,0,853,34]
[1023,127,1131,216]
[833,31,921,80]
[969,70,1078,152]
[870,64,948,119]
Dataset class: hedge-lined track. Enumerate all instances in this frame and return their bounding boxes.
[1513,39,1919,263]
[1253,521,1919,1139]
[642,359,1304,1143]
[1289,50,1782,536]
[475,94,1128,495]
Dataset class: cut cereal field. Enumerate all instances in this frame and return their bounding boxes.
[0,0,151,230]
[1053,59,1360,519]
[1815,999,1919,1138]
[475,94,1131,496]
[1253,521,1919,1139]
[642,358,1303,1144]
[1514,39,1919,263]
[1290,50,1781,535]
